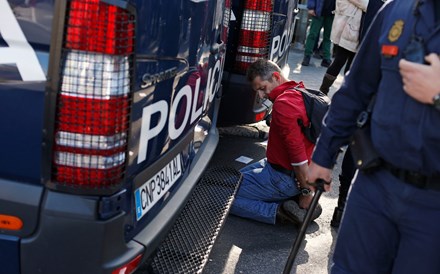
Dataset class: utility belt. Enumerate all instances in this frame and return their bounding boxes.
[382,161,440,192]
[268,162,293,177]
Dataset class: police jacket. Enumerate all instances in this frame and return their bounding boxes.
[359,0,387,42]
[312,0,440,176]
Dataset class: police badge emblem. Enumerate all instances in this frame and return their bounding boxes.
[388,20,404,42]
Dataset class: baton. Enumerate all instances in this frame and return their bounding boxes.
[282,179,328,274]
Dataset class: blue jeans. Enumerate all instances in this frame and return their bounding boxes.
[230,158,300,224]
[332,169,440,274]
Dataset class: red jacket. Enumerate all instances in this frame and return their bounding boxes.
[266,81,314,170]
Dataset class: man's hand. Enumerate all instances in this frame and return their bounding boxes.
[308,9,316,16]
[292,162,309,188]
[298,194,313,209]
[307,161,332,192]
[399,53,440,104]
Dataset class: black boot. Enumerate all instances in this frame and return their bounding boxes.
[331,149,356,229]
[302,55,311,66]
[319,73,336,95]
[330,187,348,228]
[330,207,344,228]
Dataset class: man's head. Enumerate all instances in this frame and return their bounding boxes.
[246,59,287,99]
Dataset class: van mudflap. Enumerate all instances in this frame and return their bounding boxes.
[143,166,241,273]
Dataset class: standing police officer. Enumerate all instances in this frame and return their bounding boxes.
[308,0,440,273]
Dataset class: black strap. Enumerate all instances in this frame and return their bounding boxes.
[382,161,440,191]
[356,94,376,128]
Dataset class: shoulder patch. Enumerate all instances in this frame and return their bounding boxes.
[388,20,404,43]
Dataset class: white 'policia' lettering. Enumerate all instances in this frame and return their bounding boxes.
[137,58,224,164]
[270,21,295,62]
[0,0,46,81]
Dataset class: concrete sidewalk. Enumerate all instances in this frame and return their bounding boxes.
[287,48,343,97]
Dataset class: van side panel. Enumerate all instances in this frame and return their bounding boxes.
[0,0,52,183]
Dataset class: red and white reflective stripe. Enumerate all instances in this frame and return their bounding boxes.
[56,132,127,150]
[243,0,273,12]
[240,10,271,31]
[55,151,125,169]
[236,55,259,64]
[237,46,267,55]
[61,51,130,98]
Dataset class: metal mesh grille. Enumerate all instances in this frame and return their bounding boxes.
[241,10,271,31]
[66,0,135,55]
[222,0,231,43]
[147,166,241,274]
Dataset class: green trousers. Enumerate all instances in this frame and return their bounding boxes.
[304,15,334,60]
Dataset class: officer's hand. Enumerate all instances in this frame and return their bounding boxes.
[399,53,440,104]
[307,161,332,192]
[308,9,316,16]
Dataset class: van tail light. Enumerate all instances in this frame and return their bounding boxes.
[234,0,273,73]
[51,0,135,190]
[112,254,143,274]
[255,111,266,122]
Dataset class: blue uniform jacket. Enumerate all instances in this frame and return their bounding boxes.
[313,0,440,176]
[307,0,325,17]
[359,0,386,42]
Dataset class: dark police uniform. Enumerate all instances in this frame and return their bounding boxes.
[312,0,440,273]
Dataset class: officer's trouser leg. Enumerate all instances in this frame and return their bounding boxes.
[331,169,440,274]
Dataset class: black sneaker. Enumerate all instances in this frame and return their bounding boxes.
[277,200,322,225]
[301,55,311,66]
[321,59,332,67]
[313,50,323,59]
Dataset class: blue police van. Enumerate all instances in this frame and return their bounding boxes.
[0,0,234,273]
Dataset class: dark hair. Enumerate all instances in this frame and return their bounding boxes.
[246,59,282,82]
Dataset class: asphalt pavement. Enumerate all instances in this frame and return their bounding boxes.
[202,47,347,274]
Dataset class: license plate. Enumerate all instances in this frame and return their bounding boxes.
[134,154,182,221]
